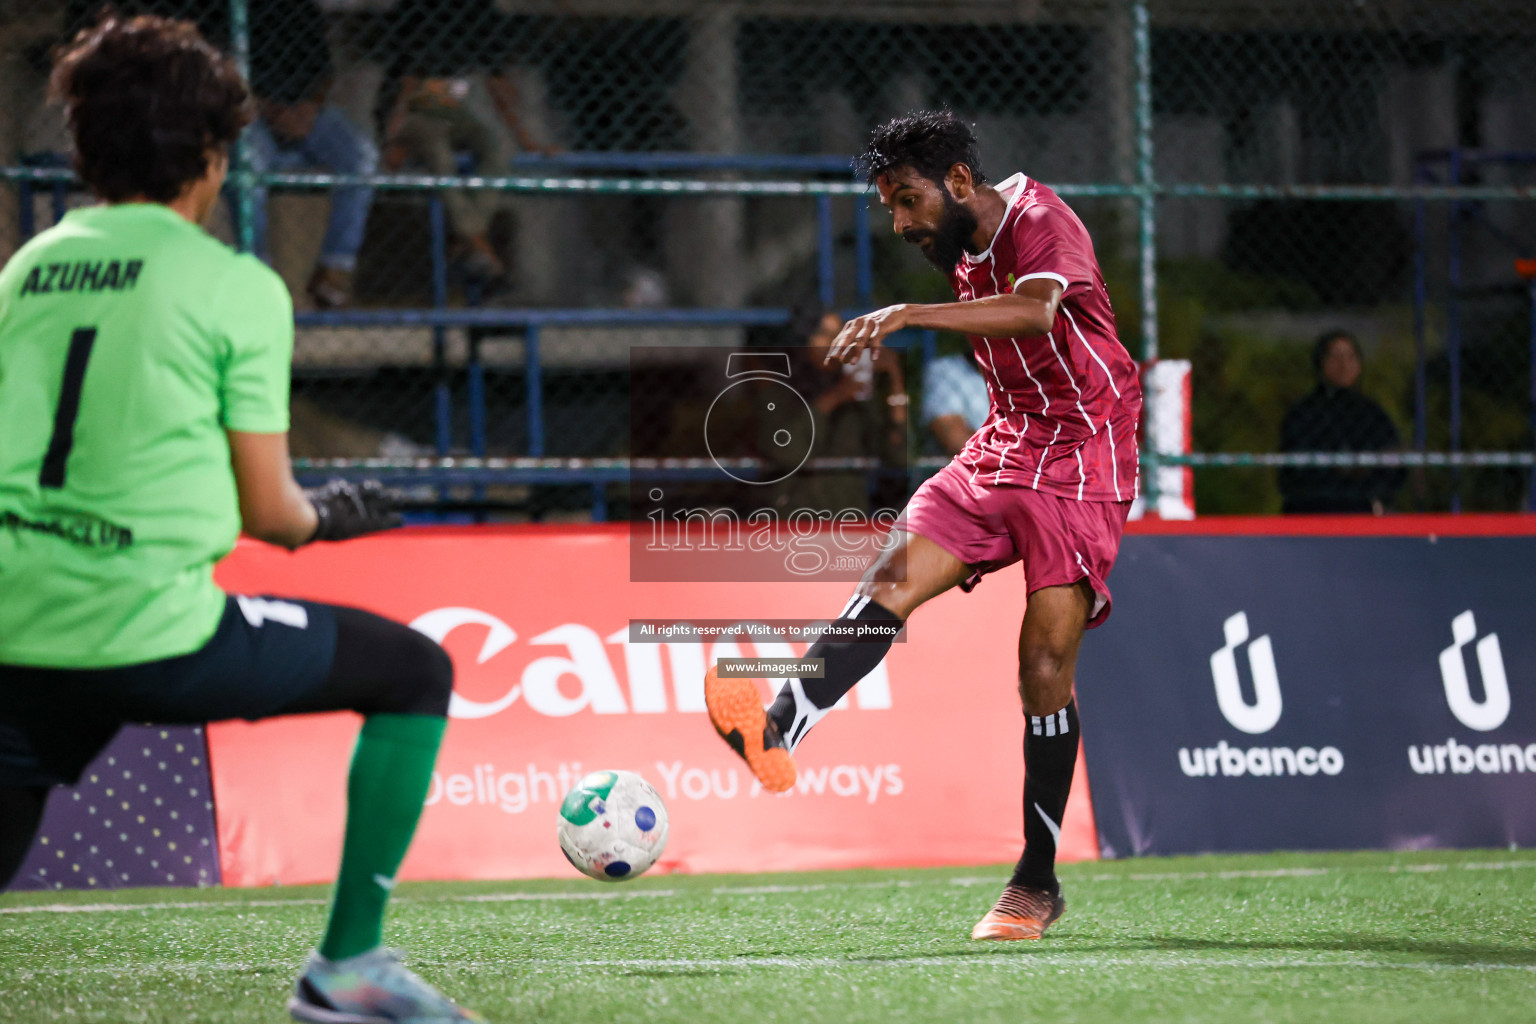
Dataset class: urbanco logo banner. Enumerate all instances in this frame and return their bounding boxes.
[1210,612,1282,735]
[1076,534,1536,858]
[1437,610,1511,732]
[208,527,1099,886]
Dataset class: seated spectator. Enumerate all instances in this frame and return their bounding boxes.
[1279,330,1404,514]
[244,0,376,308]
[921,350,990,455]
[381,0,557,291]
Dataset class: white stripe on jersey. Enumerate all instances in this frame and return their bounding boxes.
[1106,421,1121,501]
[1033,423,1062,488]
[1047,332,1097,434]
[1075,449,1086,501]
[987,263,1030,431]
[1013,271,1070,291]
[1007,337,1051,418]
[992,415,1028,485]
[1061,306,1123,399]
[977,245,1033,481]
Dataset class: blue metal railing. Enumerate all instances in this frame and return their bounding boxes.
[12,145,1534,513]
[1411,148,1536,511]
[294,304,802,461]
[13,151,877,465]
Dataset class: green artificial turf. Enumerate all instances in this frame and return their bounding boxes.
[3,849,1535,1023]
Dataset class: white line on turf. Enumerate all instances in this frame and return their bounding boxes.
[4,859,1534,915]
[1121,868,1333,882]
[10,955,1536,976]
[456,889,678,903]
[952,867,1331,886]
[546,956,1536,973]
[0,889,678,915]
[712,881,916,895]
[0,898,328,914]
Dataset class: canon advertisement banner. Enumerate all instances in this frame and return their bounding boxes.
[1078,533,1536,858]
[210,527,1097,886]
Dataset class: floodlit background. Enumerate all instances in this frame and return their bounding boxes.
[4,0,1534,516]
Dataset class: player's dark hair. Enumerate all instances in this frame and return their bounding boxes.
[50,12,252,203]
[858,109,986,187]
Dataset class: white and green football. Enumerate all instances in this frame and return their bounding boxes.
[556,770,669,881]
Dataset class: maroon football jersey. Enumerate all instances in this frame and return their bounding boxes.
[944,173,1143,502]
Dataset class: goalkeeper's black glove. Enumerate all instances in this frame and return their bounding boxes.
[305,478,403,543]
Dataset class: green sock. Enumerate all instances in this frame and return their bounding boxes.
[319,713,446,962]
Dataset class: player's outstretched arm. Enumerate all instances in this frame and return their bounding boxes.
[228,431,403,548]
[827,279,1063,365]
[229,431,318,548]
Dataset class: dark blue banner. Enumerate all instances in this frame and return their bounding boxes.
[6,725,220,891]
[1077,535,1536,857]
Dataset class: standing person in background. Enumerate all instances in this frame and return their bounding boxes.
[1279,330,1404,514]
[382,0,558,291]
[922,347,991,455]
[0,17,478,1021]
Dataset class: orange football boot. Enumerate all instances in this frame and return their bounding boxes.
[971,883,1067,940]
[704,666,797,793]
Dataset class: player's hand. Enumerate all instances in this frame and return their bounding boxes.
[826,304,908,365]
[305,478,404,543]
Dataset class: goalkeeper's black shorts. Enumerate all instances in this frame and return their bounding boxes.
[0,595,451,787]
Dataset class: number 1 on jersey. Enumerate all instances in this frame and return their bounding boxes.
[39,327,98,489]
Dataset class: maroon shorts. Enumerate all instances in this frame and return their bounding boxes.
[896,461,1132,628]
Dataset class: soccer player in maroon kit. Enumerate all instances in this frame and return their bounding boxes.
[706,110,1142,940]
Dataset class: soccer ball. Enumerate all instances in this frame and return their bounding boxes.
[557,770,669,881]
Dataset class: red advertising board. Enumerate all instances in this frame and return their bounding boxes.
[210,526,1097,886]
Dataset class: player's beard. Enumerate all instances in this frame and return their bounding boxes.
[904,191,979,272]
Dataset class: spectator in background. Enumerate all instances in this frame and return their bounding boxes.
[382,0,557,291]
[244,0,377,308]
[922,349,991,455]
[61,0,377,308]
[1279,330,1404,514]
[762,306,907,515]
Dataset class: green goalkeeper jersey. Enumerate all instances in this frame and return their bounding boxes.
[0,203,292,668]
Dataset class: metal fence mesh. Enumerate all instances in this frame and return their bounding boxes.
[2,0,1533,516]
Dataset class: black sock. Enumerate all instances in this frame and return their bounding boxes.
[1010,700,1079,892]
[767,596,903,750]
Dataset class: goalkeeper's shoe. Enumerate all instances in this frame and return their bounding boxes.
[970,883,1066,941]
[704,667,796,793]
[289,947,484,1023]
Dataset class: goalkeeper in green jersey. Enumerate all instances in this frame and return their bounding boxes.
[0,15,481,1023]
